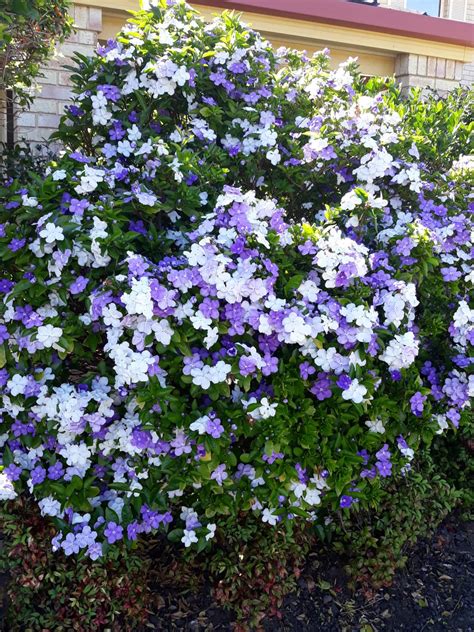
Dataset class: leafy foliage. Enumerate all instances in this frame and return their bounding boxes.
[331,456,460,592]
[0,497,149,631]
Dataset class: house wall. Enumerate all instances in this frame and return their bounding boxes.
[12,0,474,145]
[378,0,473,83]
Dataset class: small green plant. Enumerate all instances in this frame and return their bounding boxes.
[206,515,314,629]
[331,456,460,594]
[431,414,474,519]
[0,497,150,631]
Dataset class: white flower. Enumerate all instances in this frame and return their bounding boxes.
[52,170,67,181]
[190,312,212,331]
[266,149,281,165]
[184,243,208,266]
[102,304,123,327]
[137,191,157,206]
[282,312,311,344]
[75,165,104,194]
[173,65,190,86]
[122,277,154,320]
[7,374,29,397]
[366,418,385,434]
[189,415,208,435]
[117,140,133,156]
[181,529,198,547]
[128,124,142,142]
[0,472,17,500]
[22,194,38,207]
[340,189,362,211]
[37,324,63,347]
[298,280,320,302]
[379,332,419,370]
[158,28,174,45]
[39,496,63,517]
[92,107,112,126]
[205,523,217,541]
[434,414,449,435]
[60,443,92,468]
[39,222,64,244]
[262,508,278,526]
[153,319,174,346]
[91,91,107,109]
[210,361,232,384]
[250,397,278,420]
[304,488,322,505]
[203,327,219,349]
[342,378,367,404]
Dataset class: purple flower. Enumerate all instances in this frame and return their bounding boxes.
[410,391,427,417]
[446,408,460,428]
[69,151,91,163]
[75,526,97,548]
[205,416,224,439]
[340,495,354,508]
[8,238,25,252]
[48,462,65,480]
[30,465,46,486]
[210,464,228,486]
[336,374,352,390]
[70,276,89,295]
[310,373,332,401]
[127,521,140,541]
[0,279,14,294]
[441,267,461,282]
[67,105,84,117]
[299,361,315,380]
[394,237,414,257]
[239,356,257,377]
[4,463,22,481]
[104,521,123,544]
[69,198,89,216]
[375,444,392,477]
[87,542,103,560]
[62,533,80,556]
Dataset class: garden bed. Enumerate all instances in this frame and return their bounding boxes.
[149,513,473,631]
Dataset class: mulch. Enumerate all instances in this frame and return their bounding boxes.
[149,513,474,631]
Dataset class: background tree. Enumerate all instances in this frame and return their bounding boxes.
[0,0,73,107]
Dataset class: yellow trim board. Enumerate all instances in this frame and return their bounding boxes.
[99,10,396,75]
[74,0,473,62]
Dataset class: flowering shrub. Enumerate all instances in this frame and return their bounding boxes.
[0,0,472,561]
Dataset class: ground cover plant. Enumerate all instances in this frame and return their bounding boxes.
[0,0,472,606]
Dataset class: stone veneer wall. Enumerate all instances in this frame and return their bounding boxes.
[13,5,102,144]
[395,53,465,92]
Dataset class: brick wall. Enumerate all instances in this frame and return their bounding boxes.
[395,52,465,92]
[14,5,102,144]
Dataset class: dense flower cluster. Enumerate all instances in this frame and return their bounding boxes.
[0,0,472,558]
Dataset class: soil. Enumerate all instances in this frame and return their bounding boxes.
[149,513,474,631]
